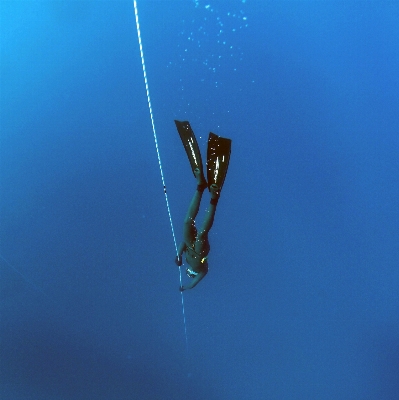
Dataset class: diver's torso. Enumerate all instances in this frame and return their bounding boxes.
[185,239,210,271]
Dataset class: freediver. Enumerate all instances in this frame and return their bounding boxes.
[173,120,231,291]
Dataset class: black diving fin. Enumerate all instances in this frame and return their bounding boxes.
[207,132,232,193]
[174,120,204,177]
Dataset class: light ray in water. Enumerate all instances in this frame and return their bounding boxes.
[0,253,48,298]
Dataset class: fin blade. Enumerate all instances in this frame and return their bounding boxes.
[207,132,232,192]
[175,120,203,176]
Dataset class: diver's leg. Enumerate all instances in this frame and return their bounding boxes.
[184,169,207,222]
[184,191,201,223]
[198,184,219,236]
[183,169,207,244]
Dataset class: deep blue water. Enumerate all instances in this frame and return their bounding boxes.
[1,1,399,399]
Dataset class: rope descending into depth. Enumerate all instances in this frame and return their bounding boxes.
[133,0,189,353]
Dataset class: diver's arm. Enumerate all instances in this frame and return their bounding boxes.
[180,269,207,291]
[175,242,186,266]
[177,241,186,257]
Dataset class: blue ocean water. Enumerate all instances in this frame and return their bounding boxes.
[1,1,398,399]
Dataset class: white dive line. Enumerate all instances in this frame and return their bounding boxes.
[132,0,189,354]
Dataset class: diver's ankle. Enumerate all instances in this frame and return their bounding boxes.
[194,168,207,190]
[210,197,219,205]
[197,183,207,193]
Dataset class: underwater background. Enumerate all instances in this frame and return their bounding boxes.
[1,1,398,399]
